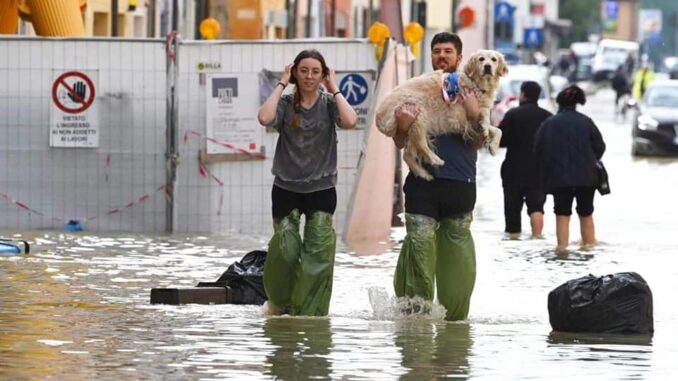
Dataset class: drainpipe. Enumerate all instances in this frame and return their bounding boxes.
[0,0,19,34]
[18,0,86,36]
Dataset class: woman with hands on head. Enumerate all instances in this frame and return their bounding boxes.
[257,49,357,316]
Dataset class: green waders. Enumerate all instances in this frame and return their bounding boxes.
[263,209,302,312]
[393,214,438,301]
[393,213,476,321]
[263,209,336,316]
[291,211,336,316]
[436,213,476,321]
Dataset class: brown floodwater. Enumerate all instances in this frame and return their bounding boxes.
[1,89,676,380]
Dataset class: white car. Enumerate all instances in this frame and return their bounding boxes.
[491,65,556,125]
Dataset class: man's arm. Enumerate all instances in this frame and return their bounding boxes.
[460,88,481,124]
[392,103,419,149]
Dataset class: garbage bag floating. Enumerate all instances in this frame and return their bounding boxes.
[548,272,653,334]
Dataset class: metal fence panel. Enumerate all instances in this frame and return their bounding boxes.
[0,37,168,232]
[0,37,377,235]
[174,39,377,234]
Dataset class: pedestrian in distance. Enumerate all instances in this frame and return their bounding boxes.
[391,32,484,321]
[611,65,631,117]
[535,85,606,251]
[257,49,357,316]
[632,59,655,100]
[498,81,552,239]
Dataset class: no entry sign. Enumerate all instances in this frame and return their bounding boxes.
[50,70,99,148]
[52,71,96,114]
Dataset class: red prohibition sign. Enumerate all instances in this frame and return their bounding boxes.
[52,71,96,114]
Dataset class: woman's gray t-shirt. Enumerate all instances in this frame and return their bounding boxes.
[264,92,340,193]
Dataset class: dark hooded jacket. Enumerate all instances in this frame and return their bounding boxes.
[534,106,606,191]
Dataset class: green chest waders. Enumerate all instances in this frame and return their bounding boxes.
[394,214,438,301]
[291,211,336,316]
[263,209,336,316]
[263,209,302,312]
[436,213,476,321]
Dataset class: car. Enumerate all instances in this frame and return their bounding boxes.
[567,42,597,82]
[591,39,639,82]
[631,80,678,156]
[491,64,556,125]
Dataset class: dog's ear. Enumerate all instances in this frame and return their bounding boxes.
[464,54,480,79]
[497,54,509,76]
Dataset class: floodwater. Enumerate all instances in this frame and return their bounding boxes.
[2,89,677,380]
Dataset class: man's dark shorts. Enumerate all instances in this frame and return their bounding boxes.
[404,173,476,221]
[272,185,337,219]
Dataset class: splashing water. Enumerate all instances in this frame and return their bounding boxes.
[367,287,447,320]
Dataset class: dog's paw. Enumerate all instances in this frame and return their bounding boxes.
[421,172,434,181]
[488,140,500,155]
[430,156,445,167]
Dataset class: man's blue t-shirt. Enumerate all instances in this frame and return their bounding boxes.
[429,133,477,183]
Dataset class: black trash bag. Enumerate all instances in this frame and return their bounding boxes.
[198,250,268,305]
[548,272,653,334]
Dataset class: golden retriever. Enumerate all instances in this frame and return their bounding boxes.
[376,49,508,180]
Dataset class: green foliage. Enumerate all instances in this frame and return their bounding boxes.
[559,0,602,47]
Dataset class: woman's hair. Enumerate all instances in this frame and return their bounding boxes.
[556,85,586,107]
[290,49,329,127]
[289,49,329,85]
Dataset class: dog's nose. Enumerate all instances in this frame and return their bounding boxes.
[483,64,492,75]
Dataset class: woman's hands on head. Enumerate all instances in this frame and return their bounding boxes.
[323,66,338,94]
[280,63,293,86]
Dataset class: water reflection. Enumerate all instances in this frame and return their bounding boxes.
[263,317,332,380]
[547,331,653,346]
[395,321,471,380]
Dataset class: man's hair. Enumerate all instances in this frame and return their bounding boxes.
[520,81,541,102]
[430,32,462,55]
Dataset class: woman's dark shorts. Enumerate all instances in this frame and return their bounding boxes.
[272,185,337,219]
[552,187,596,216]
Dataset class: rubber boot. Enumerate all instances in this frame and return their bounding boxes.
[291,211,336,316]
[436,213,476,321]
[263,209,302,313]
[394,213,438,301]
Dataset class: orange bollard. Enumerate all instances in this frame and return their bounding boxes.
[18,0,86,36]
[0,0,20,34]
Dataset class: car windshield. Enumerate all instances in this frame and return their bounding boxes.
[601,47,631,66]
[645,86,678,107]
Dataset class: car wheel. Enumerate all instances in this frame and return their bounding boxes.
[632,141,644,156]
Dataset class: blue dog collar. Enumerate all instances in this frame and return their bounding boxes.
[445,72,460,98]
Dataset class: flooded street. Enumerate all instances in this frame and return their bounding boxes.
[2,89,677,380]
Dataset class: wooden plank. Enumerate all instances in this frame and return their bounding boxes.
[150,287,232,305]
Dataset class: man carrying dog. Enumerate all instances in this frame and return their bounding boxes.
[498,81,552,239]
[392,32,483,321]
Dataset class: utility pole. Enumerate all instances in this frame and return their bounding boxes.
[111,0,118,36]
[286,0,296,38]
[330,0,336,36]
[306,0,312,37]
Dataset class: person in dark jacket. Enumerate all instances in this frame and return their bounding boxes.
[611,65,630,112]
[535,85,606,251]
[498,81,553,238]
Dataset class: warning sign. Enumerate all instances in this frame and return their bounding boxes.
[50,70,99,148]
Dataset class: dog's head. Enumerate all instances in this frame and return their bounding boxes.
[463,50,508,80]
